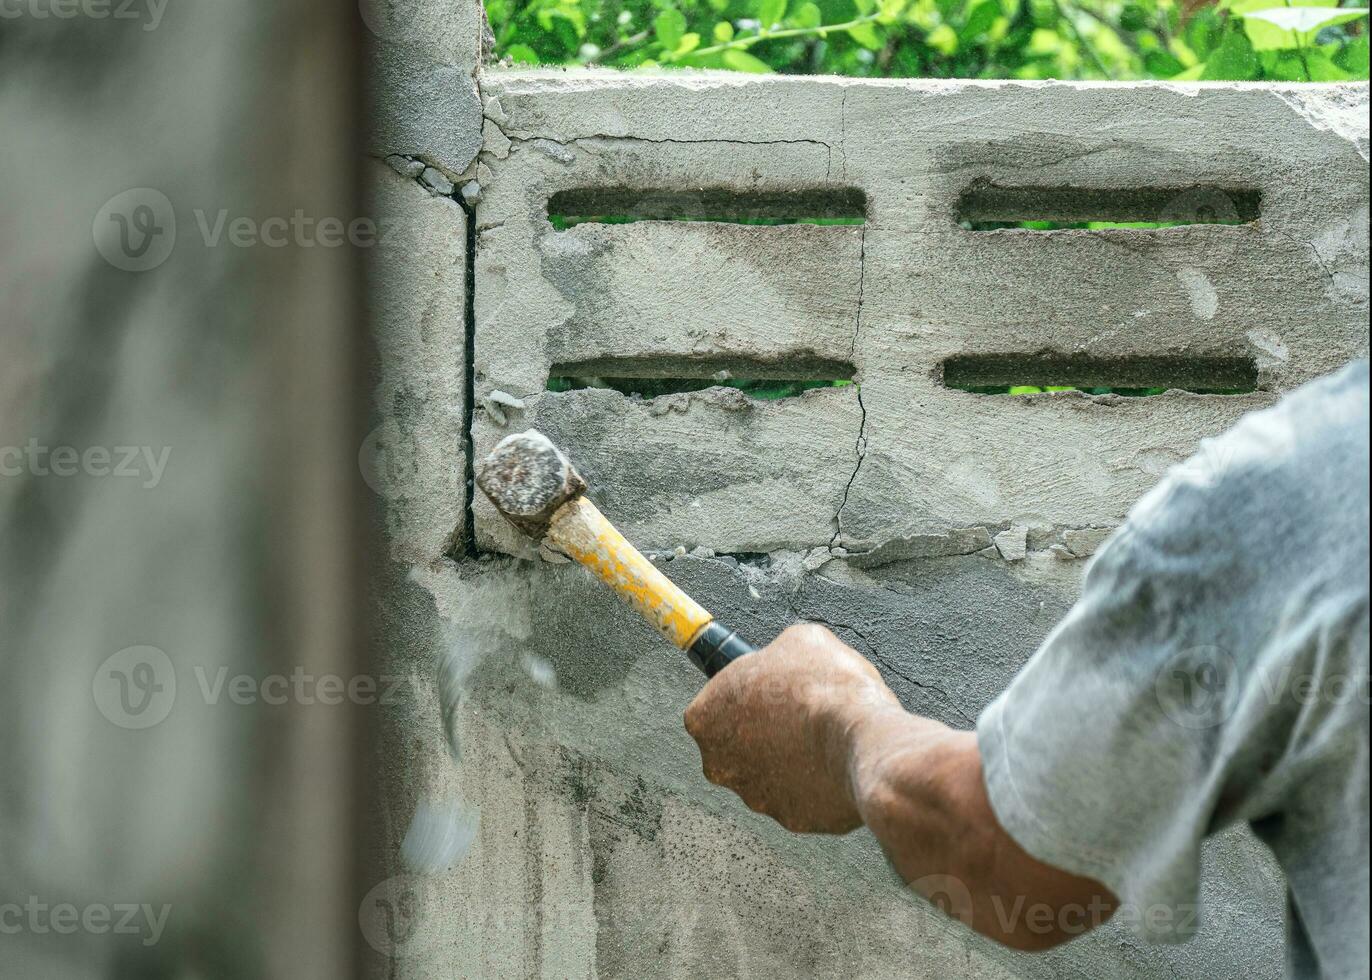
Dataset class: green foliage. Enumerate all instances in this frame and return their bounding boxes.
[486,0,1369,80]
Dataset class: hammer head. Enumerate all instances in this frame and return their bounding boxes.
[475,430,587,539]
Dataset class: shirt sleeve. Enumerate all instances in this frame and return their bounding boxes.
[976,430,1337,944]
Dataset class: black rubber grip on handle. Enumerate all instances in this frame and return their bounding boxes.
[687,621,756,678]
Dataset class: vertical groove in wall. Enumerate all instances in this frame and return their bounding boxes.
[457,196,479,559]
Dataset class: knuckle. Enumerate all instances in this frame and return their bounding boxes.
[780,622,833,651]
[683,701,706,737]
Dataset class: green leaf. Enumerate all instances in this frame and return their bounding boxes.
[722,49,776,71]
[848,20,884,48]
[792,1,823,28]
[1119,3,1149,31]
[877,0,908,23]
[712,20,735,42]
[1027,26,1061,54]
[1145,49,1186,75]
[962,0,1001,39]
[1267,50,1312,78]
[1199,25,1258,78]
[759,0,788,30]
[1301,47,1354,78]
[1229,0,1347,51]
[654,8,687,50]
[1239,5,1367,35]
[674,32,701,55]
[928,23,959,54]
[1185,8,1225,58]
[506,43,541,64]
[1335,31,1369,72]
[853,0,876,15]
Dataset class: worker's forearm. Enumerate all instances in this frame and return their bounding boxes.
[833,702,1116,951]
[684,623,1115,950]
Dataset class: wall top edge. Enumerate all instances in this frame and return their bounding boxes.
[480,67,1370,98]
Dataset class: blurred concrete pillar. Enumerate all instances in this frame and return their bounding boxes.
[1,2,364,977]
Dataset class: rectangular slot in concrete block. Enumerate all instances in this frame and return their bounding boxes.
[547,186,866,228]
[957,183,1262,230]
[941,353,1259,394]
[547,355,855,400]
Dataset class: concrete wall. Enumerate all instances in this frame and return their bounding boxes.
[366,7,1369,975]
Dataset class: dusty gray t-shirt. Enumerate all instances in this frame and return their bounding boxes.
[979,360,1370,978]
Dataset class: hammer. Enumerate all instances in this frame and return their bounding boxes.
[475,430,756,678]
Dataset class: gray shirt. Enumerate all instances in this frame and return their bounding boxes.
[979,360,1370,978]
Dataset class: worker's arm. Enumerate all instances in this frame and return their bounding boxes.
[683,623,1117,951]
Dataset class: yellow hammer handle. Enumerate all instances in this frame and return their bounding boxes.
[545,496,714,649]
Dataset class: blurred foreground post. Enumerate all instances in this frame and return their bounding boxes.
[0,2,365,977]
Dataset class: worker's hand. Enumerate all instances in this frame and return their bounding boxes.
[684,623,901,833]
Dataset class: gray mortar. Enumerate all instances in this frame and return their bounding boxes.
[367,32,1369,979]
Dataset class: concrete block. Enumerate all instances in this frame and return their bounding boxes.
[360,0,490,69]
[365,158,469,561]
[473,73,1370,556]
[368,44,484,177]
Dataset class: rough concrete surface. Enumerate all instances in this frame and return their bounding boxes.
[366,157,470,561]
[474,72,1369,555]
[367,29,1369,979]
[365,0,488,177]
